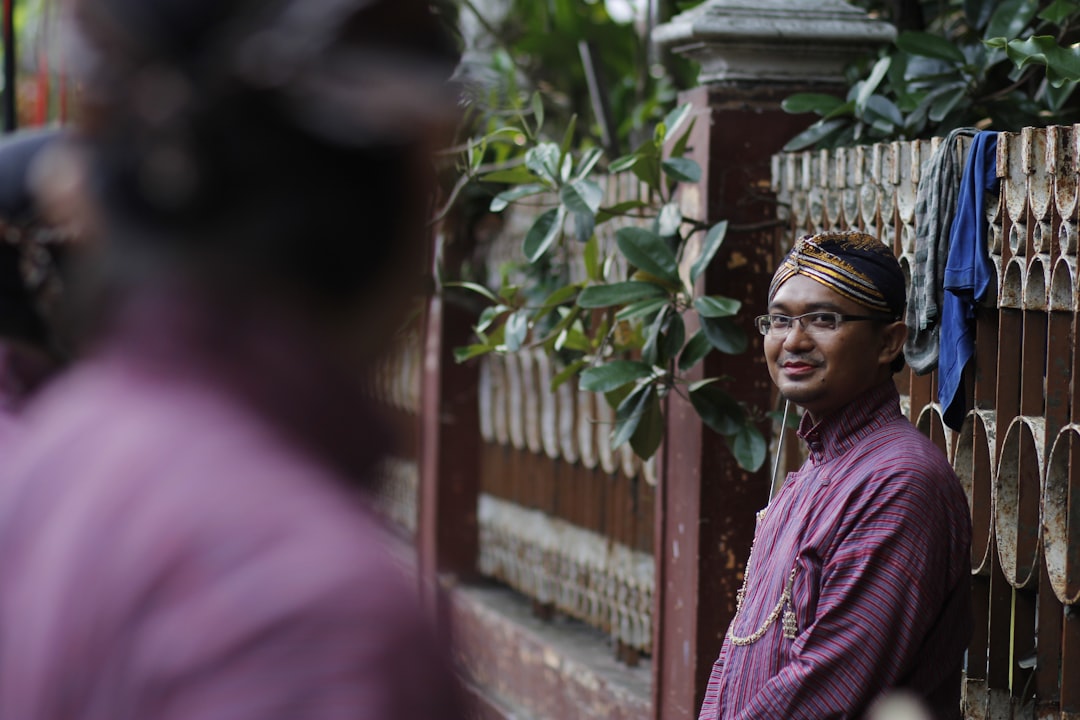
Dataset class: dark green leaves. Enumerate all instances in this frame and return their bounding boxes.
[579,360,653,393]
[523,207,564,261]
[702,316,748,354]
[782,93,845,115]
[449,92,764,469]
[690,221,727,284]
[996,35,1080,86]
[577,281,667,308]
[616,227,680,286]
[897,31,967,64]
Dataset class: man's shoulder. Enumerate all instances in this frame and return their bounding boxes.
[2,353,394,575]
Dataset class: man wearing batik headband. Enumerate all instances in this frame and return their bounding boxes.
[698,230,972,720]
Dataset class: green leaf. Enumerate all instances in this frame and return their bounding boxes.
[533,284,580,321]
[612,382,653,451]
[609,154,638,172]
[572,210,596,243]
[560,152,573,183]
[678,330,712,372]
[490,183,548,212]
[615,297,669,322]
[897,31,967,64]
[550,358,588,392]
[864,94,904,128]
[662,157,701,183]
[690,220,728,284]
[504,310,529,351]
[670,117,698,159]
[656,202,683,238]
[481,166,542,185]
[575,146,604,180]
[1038,0,1080,25]
[453,343,492,363]
[1045,79,1078,111]
[584,235,601,281]
[821,99,857,121]
[701,316,748,354]
[986,0,1040,42]
[597,199,649,223]
[444,281,499,304]
[661,102,693,141]
[555,322,591,353]
[1004,35,1080,85]
[928,84,967,122]
[965,0,996,29]
[560,179,604,215]
[628,388,664,459]
[531,91,545,135]
[782,93,845,115]
[642,305,669,366]
[579,360,653,393]
[577,281,668,308]
[559,113,578,158]
[522,207,564,262]
[782,119,847,152]
[476,304,510,333]
[694,295,742,318]
[855,57,892,113]
[729,422,767,472]
[525,143,561,183]
[616,226,680,284]
[661,312,686,362]
[628,138,663,190]
[688,380,745,435]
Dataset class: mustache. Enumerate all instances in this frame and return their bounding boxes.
[778,353,822,366]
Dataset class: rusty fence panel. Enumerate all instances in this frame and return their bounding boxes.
[474,174,658,660]
[367,325,423,536]
[773,125,1080,720]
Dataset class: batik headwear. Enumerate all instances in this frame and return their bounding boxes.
[769,230,905,317]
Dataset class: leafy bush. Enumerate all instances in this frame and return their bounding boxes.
[784,0,1080,150]
[448,98,766,471]
[441,2,765,471]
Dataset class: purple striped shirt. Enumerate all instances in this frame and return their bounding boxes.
[699,382,971,720]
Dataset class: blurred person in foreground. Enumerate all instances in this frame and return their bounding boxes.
[698,231,972,720]
[0,0,466,718]
[0,128,75,443]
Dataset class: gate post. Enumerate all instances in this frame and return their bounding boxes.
[651,3,894,716]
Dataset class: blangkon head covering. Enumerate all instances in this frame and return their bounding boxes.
[769,230,906,318]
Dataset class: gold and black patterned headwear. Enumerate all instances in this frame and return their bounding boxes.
[769,230,905,317]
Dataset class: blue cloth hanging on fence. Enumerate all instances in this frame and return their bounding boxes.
[939,130,998,431]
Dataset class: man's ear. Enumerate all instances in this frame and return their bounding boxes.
[878,320,908,367]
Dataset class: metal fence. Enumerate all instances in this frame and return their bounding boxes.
[773,126,1080,720]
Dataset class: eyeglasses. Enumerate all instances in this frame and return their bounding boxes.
[754,311,896,337]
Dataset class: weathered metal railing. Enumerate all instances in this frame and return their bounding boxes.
[476,174,658,659]
[367,325,423,536]
[773,126,1080,720]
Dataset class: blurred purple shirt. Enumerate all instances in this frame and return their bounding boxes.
[0,340,57,447]
[0,287,463,720]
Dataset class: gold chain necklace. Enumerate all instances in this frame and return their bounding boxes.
[727,507,799,646]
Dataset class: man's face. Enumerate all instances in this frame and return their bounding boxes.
[764,273,906,424]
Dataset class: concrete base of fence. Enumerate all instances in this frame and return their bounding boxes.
[451,580,652,720]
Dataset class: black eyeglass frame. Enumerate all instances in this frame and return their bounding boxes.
[754,311,898,337]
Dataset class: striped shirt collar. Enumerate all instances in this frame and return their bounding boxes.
[796,380,902,464]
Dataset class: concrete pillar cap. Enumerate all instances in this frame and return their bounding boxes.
[653,0,896,85]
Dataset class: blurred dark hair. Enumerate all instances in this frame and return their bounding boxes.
[70,0,460,302]
[0,128,72,354]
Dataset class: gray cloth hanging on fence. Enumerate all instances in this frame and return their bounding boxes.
[904,127,978,375]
